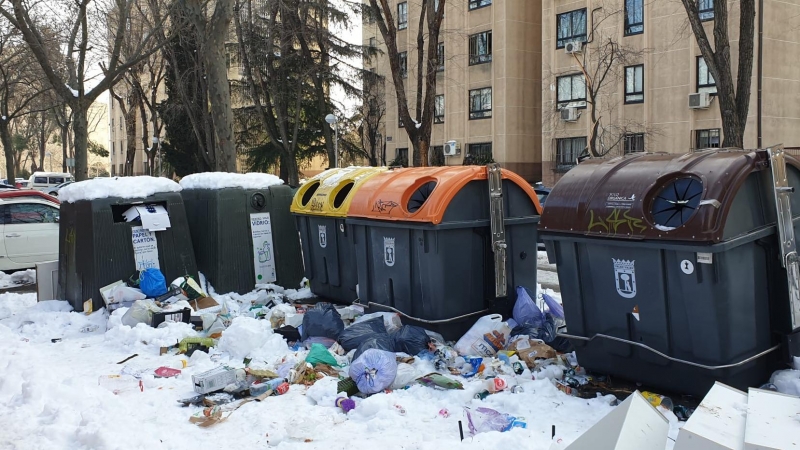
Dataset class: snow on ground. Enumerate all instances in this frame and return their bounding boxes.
[0,269,35,289]
[59,176,181,203]
[0,288,676,450]
[180,172,284,190]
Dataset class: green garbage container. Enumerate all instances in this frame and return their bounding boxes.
[540,147,800,396]
[180,173,304,294]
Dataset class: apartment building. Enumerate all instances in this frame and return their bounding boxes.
[542,0,800,186]
[364,0,543,181]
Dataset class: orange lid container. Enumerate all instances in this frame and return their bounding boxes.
[347,166,542,225]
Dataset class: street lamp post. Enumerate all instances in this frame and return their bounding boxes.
[46,152,52,171]
[325,114,338,169]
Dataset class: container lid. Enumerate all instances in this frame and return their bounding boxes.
[539,149,797,242]
[290,167,388,217]
[346,166,541,224]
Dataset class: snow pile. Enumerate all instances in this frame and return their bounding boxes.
[0,269,36,289]
[179,172,284,190]
[771,369,800,397]
[0,292,37,320]
[59,176,181,203]
[0,300,107,342]
[105,318,198,349]
[217,316,288,361]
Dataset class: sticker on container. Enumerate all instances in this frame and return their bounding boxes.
[384,237,396,267]
[131,226,160,271]
[605,193,636,209]
[680,260,694,275]
[250,213,277,284]
[697,252,713,264]
[318,225,327,248]
[613,258,636,298]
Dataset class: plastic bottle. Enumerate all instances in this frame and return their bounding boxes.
[98,375,143,394]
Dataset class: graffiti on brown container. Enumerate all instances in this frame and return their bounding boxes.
[588,208,648,234]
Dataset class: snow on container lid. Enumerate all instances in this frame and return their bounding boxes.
[539,149,800,242]
[179,172,284,190]
[346,166,541,225]
[291,166,388,218]
[59,176,181,203]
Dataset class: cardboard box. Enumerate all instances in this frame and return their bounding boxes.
[189,296,219,311]
[192,366,238,394]
[511,338,556,368]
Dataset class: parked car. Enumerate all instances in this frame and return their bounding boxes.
[27,172,73,192]
[0,190,59,270]
[0,183,17,191]
[14,178,29,189]
[47,181,73,197]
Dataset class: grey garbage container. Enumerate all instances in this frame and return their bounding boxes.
[58,189,198,312]
[181,182,304,295]
[540,147,800,396]
[346,165,543,341]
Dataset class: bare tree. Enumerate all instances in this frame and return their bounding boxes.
[109,82,140,175]
[0,0,179,180]
[368,0,444,167]
[680,0,755,148]
[362,70,386,166]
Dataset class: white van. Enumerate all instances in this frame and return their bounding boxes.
[28,172,74,192]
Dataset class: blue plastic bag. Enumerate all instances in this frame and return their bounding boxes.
[513,286,545,327]
[139,268,167,297]
[542,292,565,319]
[349,348,398,394]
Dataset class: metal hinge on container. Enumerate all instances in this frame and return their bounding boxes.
[487,163,507,298]
[768,144,800,330]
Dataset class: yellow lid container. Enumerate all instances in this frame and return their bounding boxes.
[290,167,388,217]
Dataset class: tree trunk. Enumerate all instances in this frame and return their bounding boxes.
[204,0,237,172]
[280,151,299,187]
[38,114,46,170]
[73,106,89,181]
[0,122,15,182]
[61,125,68,172]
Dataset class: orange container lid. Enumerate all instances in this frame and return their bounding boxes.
[347,166,542,224]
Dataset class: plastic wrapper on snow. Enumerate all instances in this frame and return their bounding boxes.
[349,348,398,395]
[392,325,431,356]
[339,317,387,352]
[218,316,288,362]
[58,176,181,203]
[354,311,402,333]
[306,376,340,405]
[105,321,197,348]
[770,369,800,396]
[301,303,344,341]
[463,407,524,436]
[179,172,284,190]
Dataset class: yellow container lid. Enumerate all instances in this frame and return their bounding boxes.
[291,166,388,217]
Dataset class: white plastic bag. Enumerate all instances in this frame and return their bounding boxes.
[454,314,511,357]
[121,300,161,327]
[390,363,419,389]
[354,312,402,333]
[112,285,146,303]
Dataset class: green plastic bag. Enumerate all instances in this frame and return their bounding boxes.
[305,343,339,367]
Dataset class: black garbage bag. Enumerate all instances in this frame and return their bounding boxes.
[511,314,574,353]
[392,325,432,356]
[301,303,345,341]
[339,317,388,352]
[275,325,302,342]
[353,334,395,360]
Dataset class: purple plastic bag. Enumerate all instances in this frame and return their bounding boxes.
[463,407,526,435]
[513,286,545,326]
[349,349,398,395]
[542,292,565,319]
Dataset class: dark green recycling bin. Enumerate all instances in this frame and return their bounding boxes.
[180,174,304,294]
[58,183,198,312]
[540,147,800,396]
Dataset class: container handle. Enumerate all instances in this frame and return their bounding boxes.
[365,301,489,324]
[559,332,781,371]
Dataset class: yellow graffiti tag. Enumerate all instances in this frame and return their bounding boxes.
[588,208,648,234]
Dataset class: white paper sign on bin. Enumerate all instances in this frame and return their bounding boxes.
[131,226,160,271]
[250,212,277,284]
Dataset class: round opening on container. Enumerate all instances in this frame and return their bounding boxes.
[251,192,266,210]
[650,177,704,229]
[407,181,437,213]
[332,182,354,209]
[300,181,320,206]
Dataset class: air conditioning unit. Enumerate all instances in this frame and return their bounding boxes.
[688,92,712,109]
[564,41,583,54]
[560,107,579,122]
[443,140,458,156]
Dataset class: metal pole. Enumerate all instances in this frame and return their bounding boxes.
[334,123,338,168]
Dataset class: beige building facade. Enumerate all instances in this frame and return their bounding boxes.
[542,0,800,187]
[364,0,543,181]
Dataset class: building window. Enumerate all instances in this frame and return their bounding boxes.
[111,142,115,156]
[469,87,492,119]
[556,73,586,108]
[111,165,116,176]
[556,137,587,171]
[398,105,404,128]
[468,143,493,160]
[625,0,643,35]
[624,133,645,153]
[699,0,714,21]
[696,129,721,149]
[556,9,587,49]
[697,57,717,94]
[468,31,492,65]
[469,0,491,11]
[397,2,408,30]
[369,37,377,49]
[395,148,409,167]
[399,52,407,78]
[625,65,644,104]
[437,43,444,72]
[434,95,444,123]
